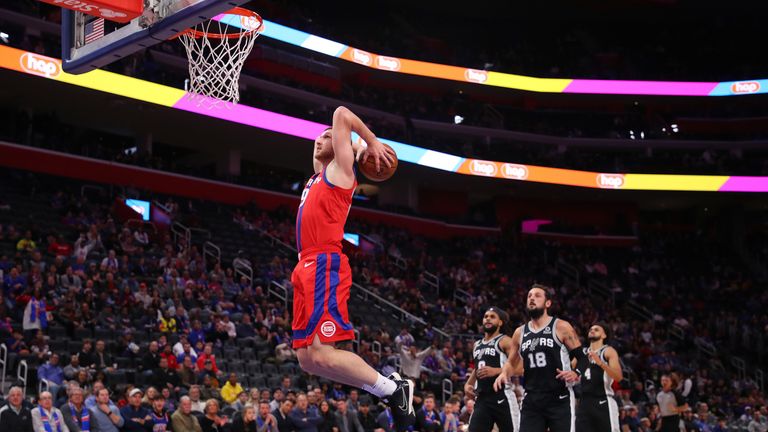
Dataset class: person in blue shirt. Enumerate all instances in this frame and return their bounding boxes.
[290,394,323,432]
[38,354,65,400]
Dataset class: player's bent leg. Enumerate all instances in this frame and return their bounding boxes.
[305,335,379,387]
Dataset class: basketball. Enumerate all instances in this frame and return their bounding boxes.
[358,143,398,182]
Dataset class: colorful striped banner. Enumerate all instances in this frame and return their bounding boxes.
[1,44,766,192]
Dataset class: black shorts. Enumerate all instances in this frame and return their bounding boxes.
[659,415,680,432]
[575,397,620,432]
[519,391,575,432]
[468,391,520,432]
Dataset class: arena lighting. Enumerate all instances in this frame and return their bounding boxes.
[0,32,9,44]
[454,115,464,124]
[215,15,768,97]
[3,44,768,192]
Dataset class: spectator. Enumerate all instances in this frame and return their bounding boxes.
[141,341,161,373]
[148,395,171,431]
[22,289,48,337]
[160,344,180,370]
[77,340,96,371]
[171,396,203,432]
[231,392,249,412]
[92,340,115,373]
[375,407,394,432]
[0,386,33,432]
[221,373,245,406]
[188,386,206,413]
[333,399,362,432]
[269,390,285,413]
[60,387,89,432]
[273,399,294,432]
[356,400,377,432]
[290,394,323,432]
[17,230,37,253]
[196,344,219,376]
[62,355,82,381]
[178,356,199,389]
[415,395,441,432]
[399,344,433,381]
[440,397,459,432]
[38,354,65,399]
[394,327,414,349]
[317,400,337,432]
[100,250,119,272]
[200,399,228,432]
[32,391,69,432]
[88,388,124,432]
[121,388,152,432]
[153,357,181,394]
[458,399,473,425]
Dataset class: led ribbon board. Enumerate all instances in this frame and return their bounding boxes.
[214,15,768,97]
[2,45,766,192]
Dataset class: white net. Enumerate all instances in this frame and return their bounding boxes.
[179,10,262,107]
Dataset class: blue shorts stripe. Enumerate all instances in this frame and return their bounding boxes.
[292,253,328,340]
[328,253,353,331]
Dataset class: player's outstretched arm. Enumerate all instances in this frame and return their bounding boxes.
[493,326,523,392]
[329,107,394,178]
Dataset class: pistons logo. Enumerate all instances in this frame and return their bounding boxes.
[320,321,337,337]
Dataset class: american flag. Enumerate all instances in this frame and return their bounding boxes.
[84,18,105,44]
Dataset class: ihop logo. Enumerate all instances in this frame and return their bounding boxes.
[465,69,488,83]
[20,52,61,78]
[352,49,372,66]
[731,81,760,94]
[501,163,528,180]
[596,173,625,189]
[469,160,498,177]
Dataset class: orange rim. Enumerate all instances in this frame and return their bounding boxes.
[179,7,262,39]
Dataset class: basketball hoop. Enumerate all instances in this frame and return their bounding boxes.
[178,7,262,106]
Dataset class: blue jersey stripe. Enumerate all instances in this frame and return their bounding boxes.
[328,253,353,330]
[293,253,328,340]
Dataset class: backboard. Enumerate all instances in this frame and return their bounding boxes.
[62,0,250,74]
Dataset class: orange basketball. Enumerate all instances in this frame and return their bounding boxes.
[358,143,398,182]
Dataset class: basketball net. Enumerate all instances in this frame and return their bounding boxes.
[178,8,262,107]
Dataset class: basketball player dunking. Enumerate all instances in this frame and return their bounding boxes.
[575,322,623,432]
[291,106,414,430]
[464,307,521,432]
[493,284,591,432]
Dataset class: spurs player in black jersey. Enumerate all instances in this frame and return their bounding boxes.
[493,285,591,432]
[463,307,521,432]
[575,322,622,432]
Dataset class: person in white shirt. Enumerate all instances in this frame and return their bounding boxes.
[100,250,119,272]
[399,344,433,380]
[32,391,70,432]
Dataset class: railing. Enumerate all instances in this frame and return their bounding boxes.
[442,378,453,404]
[269,281,289,311]
[39,378,50,395]
[351,282,451,340]
[189,227,212,240]
[454,288,471,305]
[203,241,221,269]
[0,343,6,393]
[172,221,191,248]
[731,357,747,381]
[240,223,456,339]
[556,259,580,286]
[423,271,440,297]
[389,253,407,271]
[669,324,685,341]
[234,261,253,289]
[372,341,382,358]
[694,338,717,357]
[587,279,614,305]
[627,301,654,323]
[17,360,28,397]
[756,369,765,393]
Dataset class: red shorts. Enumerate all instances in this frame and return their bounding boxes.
[291,251,355,349]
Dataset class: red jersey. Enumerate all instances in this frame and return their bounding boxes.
[296,169,356,256]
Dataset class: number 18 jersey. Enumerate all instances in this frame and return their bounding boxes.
[519,317,570,395]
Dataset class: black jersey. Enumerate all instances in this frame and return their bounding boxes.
[519,317,570,395]
[581,345,615,399]
[473,333,507,396]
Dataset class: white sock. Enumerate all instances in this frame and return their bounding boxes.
[362,373,398,397]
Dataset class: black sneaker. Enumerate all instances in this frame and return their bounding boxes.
[384,372,414,430]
